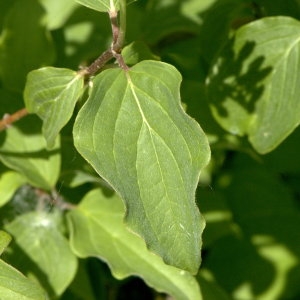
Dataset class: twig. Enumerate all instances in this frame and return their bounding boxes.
[0,108,28,131]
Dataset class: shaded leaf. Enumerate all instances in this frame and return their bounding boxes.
[0,0,55,92]
[24,67,85,149]
[67,188,202,300]
[73,60,210,273]
[0,259,47,300]
[207,16,300,153]
[5,211,78,297]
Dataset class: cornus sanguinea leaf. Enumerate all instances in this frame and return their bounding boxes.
[207,16,300,154]
[73,60,210,274]
[24,67,84,149]
[67,188,202,300]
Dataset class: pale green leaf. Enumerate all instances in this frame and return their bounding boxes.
[0,116,60,190]
[24,67,85,149]
[5,211,77,297]
[0,231,12,256]
[207,16,300,153]
[73,60,210,273]
[0,0,55,92]
[0,259,47,300]
[75,0,135,12]
[0,171,26,208]
[67,188,202,300]
[39,0,79,30]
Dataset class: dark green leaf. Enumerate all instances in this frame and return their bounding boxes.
[0,0,55,92]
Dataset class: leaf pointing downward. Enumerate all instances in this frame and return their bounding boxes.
[73,60,210,274]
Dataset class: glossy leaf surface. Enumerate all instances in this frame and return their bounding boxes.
[74,60,210,273]
[68,188,202,300]
[207,16,300,153]
[24,67,84,149]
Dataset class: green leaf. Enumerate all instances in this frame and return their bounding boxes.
[76,0,135,12]
[122,41,160,65]
[73,60,210,273]
[0,171,26,208]
[0,231,12,255]
[39,0,79,30]
[0,0,55,92]
[0,116,60,190]
[5,211,78,297]
[24,67,85,149]
[67,188,202,300]
[207,16,300,153]
[0,259,47,300]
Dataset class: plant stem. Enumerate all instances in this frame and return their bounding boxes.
[82,1,129,76]
[0,108,28,131]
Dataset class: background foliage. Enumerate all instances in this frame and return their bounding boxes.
[0,0,300,299]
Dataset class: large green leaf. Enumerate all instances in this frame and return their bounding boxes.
[24,67,85,149]
[0,116,60,191]
[5,211,78,297]
[0,0,55,92]
[67,188,202,300]
[207,16,300,154]
[0,259,47,300]
[73,60,210,273]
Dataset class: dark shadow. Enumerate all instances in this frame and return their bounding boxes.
[207,36,272,118]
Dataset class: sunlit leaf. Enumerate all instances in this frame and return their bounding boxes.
[5,211,78,297]
[24,67,85,149]
[207,16,300,153]
[74,60,210,273]
[67,188,202,300]
[0,116,60,191]
[0,259,47,300]
[76,0,135,12]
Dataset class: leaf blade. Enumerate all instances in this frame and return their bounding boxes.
[67,188,203,300]
[73,60,210,273]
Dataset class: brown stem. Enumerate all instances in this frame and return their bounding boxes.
[0,108,28,131]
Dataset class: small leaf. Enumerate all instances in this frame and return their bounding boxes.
[0,231,12,255]
[0,116,60,190]
[24,67,85,149]
[0,171,26,208]
[67,188,202,300]
[74,60,210,273]
[0,0,55,92]
[5,211,78,297]
[0,259,47,300]
[207,16,300,153]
